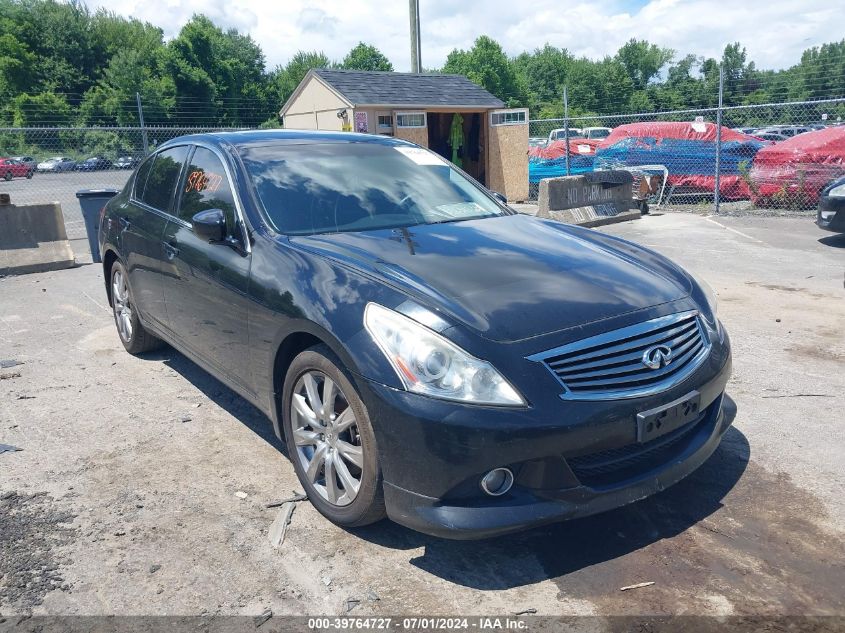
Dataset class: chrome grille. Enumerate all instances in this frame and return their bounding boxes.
[530,311,710,400]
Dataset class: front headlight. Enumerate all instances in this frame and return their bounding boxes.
[364,303,526,407]
[827,183,845,198]
[688,270,718,326]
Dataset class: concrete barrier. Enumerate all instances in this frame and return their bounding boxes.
[537,170,640,227]
[0,199,75,276]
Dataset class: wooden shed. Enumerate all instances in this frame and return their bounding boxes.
[279,69,529,201]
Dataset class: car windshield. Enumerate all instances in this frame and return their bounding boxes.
[588,129,610,139]
[240,141,507,236]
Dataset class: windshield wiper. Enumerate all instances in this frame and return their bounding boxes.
[425,214,493,225]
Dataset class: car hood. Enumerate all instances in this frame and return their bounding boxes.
[292,214,692,342]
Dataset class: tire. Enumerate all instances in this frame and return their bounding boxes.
[3,171,11,181]
[110,261,163,355]
[282,345,386,528]
[26,170,33,179]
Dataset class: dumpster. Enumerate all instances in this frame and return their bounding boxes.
[75,189,119,263]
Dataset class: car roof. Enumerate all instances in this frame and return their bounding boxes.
[158,129,414,153]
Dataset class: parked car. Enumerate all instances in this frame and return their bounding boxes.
[37,156,77,172]
[548,127,585,142]
[733,127,758,135]
[595,122,765,200]
[114,155,141,169]
[76,156,113,171]
[581,126,612,140]
[755,132,790,142]
[750,126,845,208]
[817,176,845,233]
[100,130,732,539]
[11,155,37,171]
[0,157,34,180]
[529,138,601,183]
[756,125,812,138]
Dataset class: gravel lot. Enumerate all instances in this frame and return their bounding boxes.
[1,212,843,618]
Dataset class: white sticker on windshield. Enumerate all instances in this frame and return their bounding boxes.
[395,146,448,166]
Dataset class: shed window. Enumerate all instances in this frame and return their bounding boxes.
[396,112,426,128]
[490,109,527,126]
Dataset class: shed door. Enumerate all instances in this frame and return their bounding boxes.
[487,108,529,202]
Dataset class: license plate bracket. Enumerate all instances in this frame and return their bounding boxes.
[636,391,701,443]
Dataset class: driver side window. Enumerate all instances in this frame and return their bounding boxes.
[178,147,238,237]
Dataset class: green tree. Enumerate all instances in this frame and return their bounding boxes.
[0,33,36,99]
[443,36,528,107]
[2,0,99,97]
[512,44,572,109]
[163,15,271,125]
[9,91,72,126]
[340,42,393,72]
[273,50,332,105]
[615,39,674,91]
[565,57,634,114]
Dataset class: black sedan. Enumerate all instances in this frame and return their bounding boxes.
[817,176,845,232]
[76,156,113,171]
[114,155,141,169]
[99,131,732,539]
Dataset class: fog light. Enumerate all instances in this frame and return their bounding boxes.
[820,210,835,221]
[480,468,514,496]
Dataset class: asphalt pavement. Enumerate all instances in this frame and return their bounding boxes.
[1,212,843,617]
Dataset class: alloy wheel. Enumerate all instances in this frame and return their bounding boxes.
[112,270,134,342]
[290,370,364,507]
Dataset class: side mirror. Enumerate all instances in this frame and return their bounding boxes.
[192,208,226,243]
[491,191,508,205]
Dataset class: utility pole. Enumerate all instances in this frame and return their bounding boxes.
[409,0,421,72]
[136,92,149,155]
[714,66,724,214]
[563,85,571,176]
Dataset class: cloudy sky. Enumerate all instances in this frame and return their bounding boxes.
[90,0,841,72]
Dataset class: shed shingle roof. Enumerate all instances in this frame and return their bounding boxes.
[310,69,505,108]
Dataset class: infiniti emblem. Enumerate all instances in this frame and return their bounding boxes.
[642,344,673,370]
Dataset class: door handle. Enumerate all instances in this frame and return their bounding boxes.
[163,241,180,259]
[118,217,130,230]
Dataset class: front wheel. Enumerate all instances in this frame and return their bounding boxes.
[282,345,385,528]
[3,171,11,181]
[26,170,33,179]
[110,261,163,354]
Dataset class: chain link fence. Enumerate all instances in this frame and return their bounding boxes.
[3,98,845,247]
[528,97,845,210]
[0,126,250,243]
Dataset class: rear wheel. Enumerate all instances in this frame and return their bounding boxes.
[282,346,385,528]
[110,261,163,354]
[3,171,11,181]
[25,170,33,179]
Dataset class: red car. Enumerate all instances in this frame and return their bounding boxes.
[1,157,34,180]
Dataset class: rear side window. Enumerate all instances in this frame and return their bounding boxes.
[139,146,189,213]
[177,147,237,232]
[133,156,154,200]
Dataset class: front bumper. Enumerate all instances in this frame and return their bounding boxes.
[358,336,732,540]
